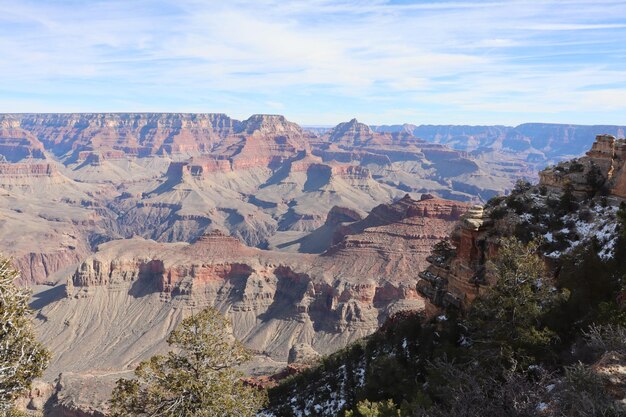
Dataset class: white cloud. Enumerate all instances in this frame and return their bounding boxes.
[0,0,625,125]
[526,23,626,31]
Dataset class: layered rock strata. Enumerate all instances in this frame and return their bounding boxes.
[0,113,520,285]
[539,134,626,198]
[417,204,496,309]
[36,195,469,378]
[419,133,626,310]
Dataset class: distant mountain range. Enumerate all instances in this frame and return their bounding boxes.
[371,123,626,167]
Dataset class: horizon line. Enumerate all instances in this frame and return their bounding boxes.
[1,112,625,129]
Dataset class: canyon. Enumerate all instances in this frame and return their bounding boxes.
[0,113,524,285]
[1,113,619,415]
[264,134,626,417]
[2,114,616,286]
[38,194,470,379]
[23,194,469,416]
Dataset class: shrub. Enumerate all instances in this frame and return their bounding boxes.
[0,258,50,413]
[110,307,266,417]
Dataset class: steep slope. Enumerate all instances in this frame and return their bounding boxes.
[0,161,118,284]
[34,195,469,381]
[0,113,521,285]
[265,134,626,417]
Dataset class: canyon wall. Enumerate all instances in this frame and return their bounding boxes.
[419,133,626,311]
[35,195,469,379]
[0,113,517,284]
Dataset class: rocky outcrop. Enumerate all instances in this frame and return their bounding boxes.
[242,364,309,390]
[288,343,321,365]
[329,119,375,144]
[14,372,118,417]
[0,162,57,178]
[186,157,232,174]
[539,134,626,198]
[325,206,364,226]
[76,149,127,165]
[332,194,469,245]
[13,248,90,286]
[325,194,471,285]
[13,380,55,415]
[417,203,496,309]
[44,372,124,417]
[328,118,427,150]
[304,163,372,184]
[166,157,233,176]
[240,114,304,137]
[37,194,469,378]
[419,133,626,311]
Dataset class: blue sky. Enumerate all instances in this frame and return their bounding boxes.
[1,0,625,126]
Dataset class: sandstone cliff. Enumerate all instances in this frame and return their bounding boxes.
[0,113,523,285]
[419,133,626,311]
[35,195,468,380]
[265,134,626,417]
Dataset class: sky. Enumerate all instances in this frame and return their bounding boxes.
[0,0,625,126]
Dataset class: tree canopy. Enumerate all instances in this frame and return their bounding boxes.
[0,257,50,413]
[110,307,266,417]
[466,238,566,369]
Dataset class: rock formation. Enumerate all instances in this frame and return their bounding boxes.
[4,118,619,415]
[7,113,240,158]
[419,133,626,311]
[0,113,522,283]
[417,203,495,309]
[288,343,321,365]
[263,133,626,417]
[539,134,626,198]
[35,194,468,380]
[0,118,46,162]
[0,115,611,288]
[327,194,471,275]
[0,162,58,181]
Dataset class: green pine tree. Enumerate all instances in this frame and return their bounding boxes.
[346,399,401,417]
[110,307,266,417]
[0,257,50,414]
[465,238,566,370]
